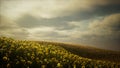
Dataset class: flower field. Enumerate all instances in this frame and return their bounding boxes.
[0,37,120,68]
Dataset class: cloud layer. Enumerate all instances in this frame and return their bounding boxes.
[1,0,120,19]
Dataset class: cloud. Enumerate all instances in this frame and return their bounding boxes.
[71,13,120,40]
[1,0,119,20]
[0,28,29,39]
[69,13,120,50]
[0,15,29,39]
[26,26,70,41]
[16,14,77,30]
[16,13,120,44]
[0,15,18,30]
[89,13,120,35]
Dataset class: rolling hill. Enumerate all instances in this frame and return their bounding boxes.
[0,37,120,68]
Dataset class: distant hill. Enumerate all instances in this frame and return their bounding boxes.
[0,37,120,68]
[37,41,120,63]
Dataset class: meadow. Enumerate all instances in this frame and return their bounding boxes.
[0,37,120,68]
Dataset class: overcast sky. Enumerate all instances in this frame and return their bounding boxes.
[0,0,120,51]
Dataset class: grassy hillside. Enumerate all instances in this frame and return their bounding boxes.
[60,44,120,63]
[37,41,120,62]
[0,37,120,68]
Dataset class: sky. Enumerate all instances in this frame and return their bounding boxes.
[0,0,120,51]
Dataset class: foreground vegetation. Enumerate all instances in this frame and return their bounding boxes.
[0,37,120,68]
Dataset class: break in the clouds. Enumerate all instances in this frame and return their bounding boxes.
[0,0,120,51]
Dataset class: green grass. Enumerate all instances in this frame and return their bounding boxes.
[0,37,120,68]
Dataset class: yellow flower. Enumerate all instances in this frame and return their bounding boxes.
[41,65,46,68]
[7,63,10,68]
[21,59,25,63]
[44,59,47,62]
[57,63,61,67]
[81,65,85,68]
[31,56,35,60]
[27,61,32,65]
[16,61,19,64]
[27,53,30,56]
[3,56,8,61]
